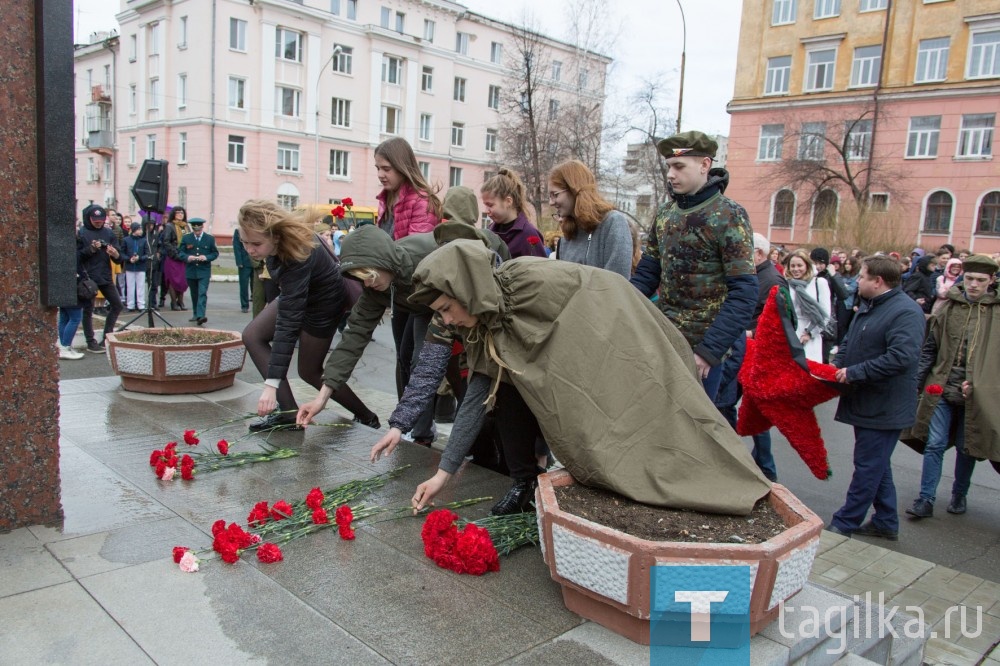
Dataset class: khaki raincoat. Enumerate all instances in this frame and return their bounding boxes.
[411,240,771,515]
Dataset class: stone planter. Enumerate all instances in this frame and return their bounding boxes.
[535,469,823,644]
[104,329,247,394]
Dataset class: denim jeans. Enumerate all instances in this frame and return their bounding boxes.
[919,401,977,503]
[831,427,900,533]
[58,307,83,347]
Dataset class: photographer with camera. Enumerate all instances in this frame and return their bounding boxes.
[77,205,124,352]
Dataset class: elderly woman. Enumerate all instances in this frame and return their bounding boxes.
[371,240,771,516]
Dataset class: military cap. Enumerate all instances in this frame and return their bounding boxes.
[962,254,999,276]
[656,130,718,159]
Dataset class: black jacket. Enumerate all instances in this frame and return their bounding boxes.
[903,256,937,313]
[833,287,927,430]
[752,259,788,332]
[77,215,122,285]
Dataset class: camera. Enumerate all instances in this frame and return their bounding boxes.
[98,240,109,248]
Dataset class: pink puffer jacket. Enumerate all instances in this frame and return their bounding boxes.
[376,182,440,240]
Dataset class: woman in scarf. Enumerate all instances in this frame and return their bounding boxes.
[373,240,771,517]
[783,249,831,363]
[161,206,191,310]
[932,257,963,314]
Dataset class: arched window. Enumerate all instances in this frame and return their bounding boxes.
[772,189,794,227]
[812,189,838,229]
[978,191,1000,235]
[923,191,953,232]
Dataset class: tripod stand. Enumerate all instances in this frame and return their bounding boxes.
[118,230,173,331]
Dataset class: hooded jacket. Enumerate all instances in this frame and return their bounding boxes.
[77,210,123,284]
[322,225,438,392]
[903,255,937,313]
[376,181,440,240]
[409,240,771,514]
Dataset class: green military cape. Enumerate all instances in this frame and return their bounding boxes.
[411,240,771,515]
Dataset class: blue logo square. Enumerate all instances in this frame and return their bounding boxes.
[650,564,751,665]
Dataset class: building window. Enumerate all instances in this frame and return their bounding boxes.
[129,34,137,61]
[276,142,300,172]
[331,0,340,15]
[814,0,840,19]
[230,18,247,51]
[859,0,887,10]
[275,28,303,63]
[228,135,246,166]
[805,48,836,91]
[772,189,795,227]
[813,190,838,228]
[798,122,826,160]
[491,42,502,64]
[147,134,157,159]
[455,32,469,55]
[579,68,589,88]
[422,66,433,92]
[382,56,402,85]
[758,124,784,160]
[178,16,188,48]
[346,0,357,20]
[958,114,995,158]
[915,38,949,83]
[850,45,881,87]
[419,113,432,141]
[548,99,560,120]
[869,193,889,212]
[276,86,301,118]
[329,149,349,177]
[380,7,391,29]
[967,30,1000,79]
[177,73,187,108]
[148,77,160,110]
[333,45,353,74]
[103,155,112,181]
[765,56,791,95]
[129,136,136,164]
[419,161,430,180]
[277,194,299,210]
[453,77,466,102]
[228,77,246,109]
[330,98,351,127]
[923,191,952,232]
[488,85,501,110]
[551,61,562,81]
[449,167,463,187]
[424,19,435,42]
[906,116,940,158]
[485,128,497,153]
[87,157,97,182]
[772,0,796,25]
[381,106,399,134]
[451,122,465,147]
[149,22,161,55]
[395,12,405,33]
[129,84,137,114]
[846,119,873,160]
[977,191,1000,234]
[178,132,188,164]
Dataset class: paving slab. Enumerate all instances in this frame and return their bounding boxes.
[0,527,73,598]
[507,622,650,666]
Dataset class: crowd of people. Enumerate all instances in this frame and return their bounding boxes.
[63,132,997,536]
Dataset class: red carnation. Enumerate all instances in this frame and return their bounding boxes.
[334,505,354,527]
[925,384,944,395]
[338,525,356,540]
[527,235,541,245]
[154,460,167,478]
[180,465,194,481]
[271,500,293,521]
[172,546,190,564]
[305,487,324,510]
[247,501,270,527]
[219,546,240,564]
[165,441,178,452]
[150,450,163,466]
[342,197,354,207]
[256,543,284,563]
[211,519,227,536]
[331,205,346,219]
[312,508,329,525]
[183,430,200,445]
[226,523,254,549]
[217,439,229,455]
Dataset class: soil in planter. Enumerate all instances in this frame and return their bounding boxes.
[116,329,238,345]
[554,484,786,544]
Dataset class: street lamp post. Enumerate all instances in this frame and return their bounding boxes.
[674,0,686,134]
[314,45,343,202]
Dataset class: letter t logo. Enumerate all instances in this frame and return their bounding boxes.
[674,591,729,641]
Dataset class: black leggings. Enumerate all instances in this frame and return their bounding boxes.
[243,300,376,419]
[494,381,545,480]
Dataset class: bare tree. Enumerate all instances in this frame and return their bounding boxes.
[624,76,677,218]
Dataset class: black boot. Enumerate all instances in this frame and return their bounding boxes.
[353,413,381,430]
[490,477,538,516]
[248,411,302,432]
[947,494,967,514]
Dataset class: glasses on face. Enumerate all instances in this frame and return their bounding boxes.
[548,189,567,201]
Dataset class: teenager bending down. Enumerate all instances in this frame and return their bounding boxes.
[238,200,378,432]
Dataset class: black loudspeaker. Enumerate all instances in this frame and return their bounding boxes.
[131,159,169,213]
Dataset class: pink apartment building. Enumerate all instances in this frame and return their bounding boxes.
[74,0,608,241]
[726,0,1000,254]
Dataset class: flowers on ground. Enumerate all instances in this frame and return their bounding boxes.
[335,505,355,540]
[421,510,500,576]
[256,543,284,563]
[183,429,200,445]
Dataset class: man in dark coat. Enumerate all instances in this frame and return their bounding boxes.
[232,226,254,313]
[77,205,124,352]
[178,218,218,325]
[828,256,926,540]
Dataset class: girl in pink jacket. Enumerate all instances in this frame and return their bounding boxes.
[374,138,442,240]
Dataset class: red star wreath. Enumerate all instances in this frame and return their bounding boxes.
[737,286,841,479]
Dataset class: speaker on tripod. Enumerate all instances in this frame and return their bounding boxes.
[119,160,174,331]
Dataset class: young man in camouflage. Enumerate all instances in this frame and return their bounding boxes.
[631,130,758,399]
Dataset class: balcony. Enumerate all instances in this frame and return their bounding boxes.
[91,85,111,103]
[85,131,114,154]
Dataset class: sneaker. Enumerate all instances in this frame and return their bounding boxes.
[490,478,538,516]
[248,412,302,433]
[86,340,105,353]
[905,498,933,518]
[946,495,967,515]
[852,521,898,541]
[59,345,84,360]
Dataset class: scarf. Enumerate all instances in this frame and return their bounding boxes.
[788,278,830,333]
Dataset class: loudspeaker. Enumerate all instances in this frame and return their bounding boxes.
[131,159,169,213]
